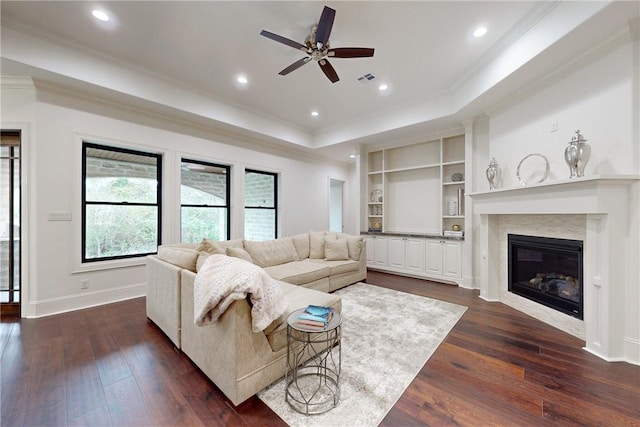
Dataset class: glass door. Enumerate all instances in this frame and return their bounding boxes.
[1,130,21,315]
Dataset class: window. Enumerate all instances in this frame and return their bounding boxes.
[82,142,161,262]
[244,169,277,240]
[181,159,230,242]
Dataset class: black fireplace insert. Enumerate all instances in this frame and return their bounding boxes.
[508,234,583,319]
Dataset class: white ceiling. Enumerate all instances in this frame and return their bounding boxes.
[1,1,636,162]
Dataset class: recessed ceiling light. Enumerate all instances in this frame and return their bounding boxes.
[349,154,356,159]
[473,26,488,38]
[378,84,388,91]
[311,111,319,117]
[236,75,248,84]
[92,9,110,22]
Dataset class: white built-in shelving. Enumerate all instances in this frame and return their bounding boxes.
[366,134,466,234]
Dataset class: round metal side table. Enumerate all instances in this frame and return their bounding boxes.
[285,308,342,415]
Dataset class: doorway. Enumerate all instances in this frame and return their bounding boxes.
[1,130,21,315]
[329,178,344,233]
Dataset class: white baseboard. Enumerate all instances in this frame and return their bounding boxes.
[24,282,146,318]
[624,337,640,366]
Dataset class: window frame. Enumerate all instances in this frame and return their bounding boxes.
[244,168,278,240]
[180,158,231,242]
[81,141,162,263]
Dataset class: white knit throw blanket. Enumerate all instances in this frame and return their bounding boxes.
[193,254,288,332]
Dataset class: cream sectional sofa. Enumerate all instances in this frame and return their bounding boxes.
[145,231,365,405]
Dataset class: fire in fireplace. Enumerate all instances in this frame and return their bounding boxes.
[508,234,583,320]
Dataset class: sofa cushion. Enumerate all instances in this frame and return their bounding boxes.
[265,282,342,352]
[197,238,244,254]
[291,233,310,260]
[197,239,226,254]
[157,247,199,272]
[309,231,325,259]
[263,260,330,285]
[226,247,253,263]
[324,232,339,242]
[195,252,211,272]
[346,236,364,261]
[308,258,360,275]
[244,237,298,268]
[324,238,349,261]
[219,239,244,249]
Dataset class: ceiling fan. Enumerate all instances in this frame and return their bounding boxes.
[260,5,374,83]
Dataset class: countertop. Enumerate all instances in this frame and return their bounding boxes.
[360,231,464,241]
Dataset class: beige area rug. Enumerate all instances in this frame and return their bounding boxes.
[257,282,467,427]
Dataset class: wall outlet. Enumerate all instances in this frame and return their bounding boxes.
[80,279,89,290]
[551,120,558,132]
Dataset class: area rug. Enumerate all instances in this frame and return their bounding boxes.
[257,282,467,427]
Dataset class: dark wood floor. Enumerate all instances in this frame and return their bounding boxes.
[2,270,639,426]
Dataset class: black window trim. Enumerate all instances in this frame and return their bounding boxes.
[180,157,231,241]
[244,168,278,239]
[81,141,162,263]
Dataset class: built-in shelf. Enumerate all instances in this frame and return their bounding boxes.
[365,133,465,234]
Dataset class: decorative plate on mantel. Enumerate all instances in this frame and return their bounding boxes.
[517,153,549,186]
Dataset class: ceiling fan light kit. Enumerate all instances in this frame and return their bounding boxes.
[260,5,374,83]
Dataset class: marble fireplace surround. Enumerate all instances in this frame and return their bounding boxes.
[470,176,639,363]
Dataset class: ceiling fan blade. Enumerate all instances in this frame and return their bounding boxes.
[315,6,336,48]
[328,47,375,58]
[260,30,308,52]
[279,57,312,75]
[318,59,339,83]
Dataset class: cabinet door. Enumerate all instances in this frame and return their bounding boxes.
[443,241,462,278]
[387,237,406,269]
[405,238,425,272]
[364,237,375,264]
[425,239,443,275]
[373,236,387,266]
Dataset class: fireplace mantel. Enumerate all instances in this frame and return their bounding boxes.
[470,175,640,215]
[469,175,639,364]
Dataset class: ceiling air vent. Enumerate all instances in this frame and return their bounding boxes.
[357,73,377,83]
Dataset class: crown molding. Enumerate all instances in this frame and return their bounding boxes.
[0,75,36,89]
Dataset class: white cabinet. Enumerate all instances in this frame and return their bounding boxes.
[442,240,462,278]
[387,236,406,269]
[386,236,426,272]
[373,236,387,266]
[425,239,444,276]
[405,238,426,273]
[365,234,461,285]
[365,235,387,266]
[425,238,462,280]
[364,236,375,264]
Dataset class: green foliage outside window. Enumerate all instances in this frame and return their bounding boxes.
[85,177,158,259]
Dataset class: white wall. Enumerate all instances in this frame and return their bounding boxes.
[1,81,352,317]
[486,41,635,188]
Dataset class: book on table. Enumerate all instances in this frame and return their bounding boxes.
[295,305,334,330]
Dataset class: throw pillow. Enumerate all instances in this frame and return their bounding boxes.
[309,231,326,259]
[197,238,225,254]
[244,238,298,267]
[291,233,310,260]
[226,247,253,263]
[325,238,349,261]
[346,236,364,261]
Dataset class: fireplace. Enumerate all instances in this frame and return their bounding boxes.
[508,234,583,320]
